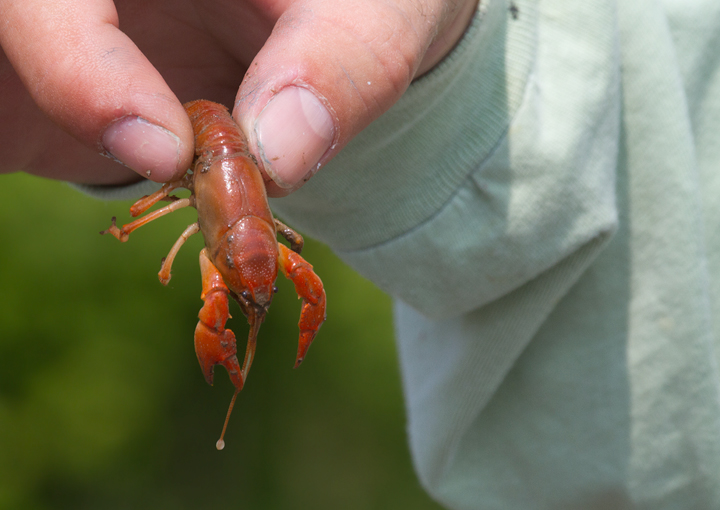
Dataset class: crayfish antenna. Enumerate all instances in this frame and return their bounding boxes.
[216,388,240,451]
[215,310,265,450]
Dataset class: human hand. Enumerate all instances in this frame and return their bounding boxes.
[0,0,478,196]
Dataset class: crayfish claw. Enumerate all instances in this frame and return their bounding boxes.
[195,249,247,390]
[278,244,327,369]
[194,319,243,389]
[294,294,327,369]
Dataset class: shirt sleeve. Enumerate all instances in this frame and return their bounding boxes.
[73,178,161,201]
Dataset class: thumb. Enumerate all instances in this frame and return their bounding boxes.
[0,0,194,183]
[234,0,477,197]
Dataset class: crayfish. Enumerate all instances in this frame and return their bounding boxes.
[102,100,327,449]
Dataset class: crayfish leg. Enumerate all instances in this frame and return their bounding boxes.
[100,197,193,242]
[277,244,327,368]
[100,173,194,242]
[158,222,200,285]
[274,218,304,254]
[129,174,193,217]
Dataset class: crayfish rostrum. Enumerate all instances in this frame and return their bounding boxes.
[102,100,327,449]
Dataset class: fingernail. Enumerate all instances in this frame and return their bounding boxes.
[102,116,181,182]
[255,86,335,188]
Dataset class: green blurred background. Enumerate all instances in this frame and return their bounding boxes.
[0,173,442,510]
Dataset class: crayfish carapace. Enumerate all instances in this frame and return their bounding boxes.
[102,100,327,450]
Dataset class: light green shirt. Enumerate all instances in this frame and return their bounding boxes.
[81,0,720,507]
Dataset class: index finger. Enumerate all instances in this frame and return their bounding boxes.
[0,0,194,182]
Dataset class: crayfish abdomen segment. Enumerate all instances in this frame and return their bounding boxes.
[185,100,248,159]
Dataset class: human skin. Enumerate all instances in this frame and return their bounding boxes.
[0,0,478,196]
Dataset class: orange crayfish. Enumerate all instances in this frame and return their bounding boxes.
[102,100,327,449]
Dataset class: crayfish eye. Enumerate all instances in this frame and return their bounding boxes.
[273,286,279,294]
[241,291,251,300]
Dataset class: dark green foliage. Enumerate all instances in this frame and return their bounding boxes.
[0,173,442,510]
